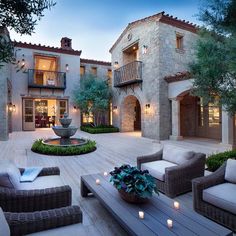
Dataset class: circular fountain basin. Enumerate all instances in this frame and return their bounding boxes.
[42,138,88,147]
[52,126,78,138]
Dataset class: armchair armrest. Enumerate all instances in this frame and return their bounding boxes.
[164,153,206,197]
[137,149,163,169]
[0,185,72,212]
[192,162,226,210]
[5,205,82,236]
[19,167,60,176]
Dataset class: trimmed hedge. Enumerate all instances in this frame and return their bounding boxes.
[206,150,236,171]
[31,139,96,156]
[80,125,119,134]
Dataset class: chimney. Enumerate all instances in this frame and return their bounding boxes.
[60,37,72,50]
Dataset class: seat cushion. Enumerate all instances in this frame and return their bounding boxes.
[16,176,64,190]
[0,160,21,188]
[163,145,194,165]
[0,208,10,236]
[141,160,177,181]
[203,183,236,214]
[27,223,82,236]
[225,159,236,183]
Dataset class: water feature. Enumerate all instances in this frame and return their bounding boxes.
[43,112,87,147]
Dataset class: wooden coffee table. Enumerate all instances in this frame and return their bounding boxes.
[81,173,233,236]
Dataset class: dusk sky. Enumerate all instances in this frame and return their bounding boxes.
[10,0,202,61]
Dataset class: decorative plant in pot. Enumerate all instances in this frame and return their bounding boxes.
[110,164,158,203]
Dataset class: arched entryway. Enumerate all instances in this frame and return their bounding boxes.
[121,95,141,132]
[179,92,221,140]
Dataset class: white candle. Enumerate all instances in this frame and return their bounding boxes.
[96,179,100,185]
[174,201,180,210]
[167,219,173,228]
[139,211,144,219]
[103,171,108,177]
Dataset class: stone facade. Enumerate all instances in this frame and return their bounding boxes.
[0,34,111,137]
[110,12,198,140]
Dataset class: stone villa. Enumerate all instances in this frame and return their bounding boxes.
[0,29,111,140]
[110,11,234,147]
[0,11,235,147]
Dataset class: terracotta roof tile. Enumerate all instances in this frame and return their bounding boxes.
[80,58,111,66]
[164,71,191,83]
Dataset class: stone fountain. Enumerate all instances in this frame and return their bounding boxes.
[43,112,87,147]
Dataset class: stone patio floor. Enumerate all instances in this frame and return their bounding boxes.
[0,130,232,235]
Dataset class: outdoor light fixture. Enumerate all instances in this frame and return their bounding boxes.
[114,61,119,69]
[113,106,118,112]
[21,58,25,67]
[8,103,16,112]
[145,104,150,114]
[65,64,69,72]
[142,45,148,54]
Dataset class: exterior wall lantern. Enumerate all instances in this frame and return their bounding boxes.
[8,103,16,112]
[142,45,148,54]
[145,104,150,114]
[113,106,118,112]
[65,64,69,72]
[114,61,119,69]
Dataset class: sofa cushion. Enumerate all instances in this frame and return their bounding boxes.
[27,223,82,236]
[163,145,194,165]
[141,160,177,181]
[16,176,64,190]
[0,160,21,188]
[225,159,236,184]
[0,208,10,236]
[203,183,236,215]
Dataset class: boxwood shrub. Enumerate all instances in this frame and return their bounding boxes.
[31,139,96,156]
[80,124,119,134]
[206,150,236,171]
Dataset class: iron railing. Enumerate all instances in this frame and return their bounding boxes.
[28,69,66,89]
[114,61,142,87]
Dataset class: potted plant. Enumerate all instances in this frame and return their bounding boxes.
[110,164,158,203]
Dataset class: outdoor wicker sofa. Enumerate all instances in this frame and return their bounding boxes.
[0,162,72,212]
[0,205,83,236]
[192,161,236,232]
[137,145,206,198]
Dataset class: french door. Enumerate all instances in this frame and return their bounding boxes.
[23,99,35,131]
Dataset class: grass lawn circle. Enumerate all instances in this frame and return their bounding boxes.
[31,139,96,156]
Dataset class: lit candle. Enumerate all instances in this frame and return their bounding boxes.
[139,211,144,219]
[167,219,173,228]
[96,179,100,185]
[103,172,108,177]
[174,201,180,210]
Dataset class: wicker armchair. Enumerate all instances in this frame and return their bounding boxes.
[3,205,82,236]
[137,149,206,198]
[0,167,72,212]
[192,163,236,231]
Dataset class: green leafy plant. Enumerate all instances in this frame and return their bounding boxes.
[80,124,119,134]
[31,139,96,156]
[207,150,236,171]
[110,164,158,198]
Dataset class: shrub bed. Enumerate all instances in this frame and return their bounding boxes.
[206,150,236,171]
[80,124,119,134]
[31,139,96,156]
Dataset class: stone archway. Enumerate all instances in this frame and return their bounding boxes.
[121,95,141,132]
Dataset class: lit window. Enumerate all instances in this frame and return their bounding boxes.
[91,67,97,76]
[80,66,85,76]
[176,34,184,50]
[208,103,221,127]
[198,98,204,127]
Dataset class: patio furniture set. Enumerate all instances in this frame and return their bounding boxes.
[0,145,235,235]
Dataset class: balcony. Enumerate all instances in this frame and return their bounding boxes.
[114,61,142,88]
[28,69,66,89]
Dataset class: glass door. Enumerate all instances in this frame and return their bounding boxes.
[23,99,35,131]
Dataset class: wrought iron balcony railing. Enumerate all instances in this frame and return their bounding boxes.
[114,61,142,88]
[28,69,66,89]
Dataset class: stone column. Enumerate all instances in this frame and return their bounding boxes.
[169,98,183,140]
[221,110,234,147]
